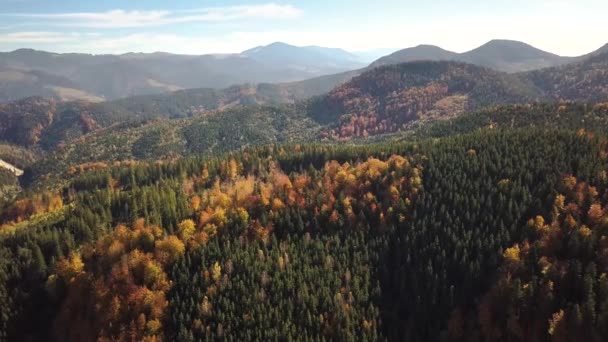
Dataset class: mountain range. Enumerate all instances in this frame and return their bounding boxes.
[1,49,606,188]
[1,39,607,104]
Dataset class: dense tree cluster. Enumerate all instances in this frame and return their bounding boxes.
[408,102,608,141]
[453,173,608,341]
[527,52,608,103]
[0,192,63,226]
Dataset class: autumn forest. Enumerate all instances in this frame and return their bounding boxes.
[2,31,608,342]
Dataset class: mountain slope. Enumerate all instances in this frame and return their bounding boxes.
[25,105,320,185]
[0,66,103,103]
[595,43,608,55]
[308,61,542,138]
[2,39,606,103]
[526,51,608,102]
[353,48,400,63]
[0,64,366,151]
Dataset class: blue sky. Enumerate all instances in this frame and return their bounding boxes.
[0,0,605,56]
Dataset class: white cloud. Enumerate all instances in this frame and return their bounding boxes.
[60,33,246,55]
[0,31,76,43]
[8,3,303,28]
[177,3,302,22]
[27,10,171,28]
[1,2,605,57]
[4,24,605,57]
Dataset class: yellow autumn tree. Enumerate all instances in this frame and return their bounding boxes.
[272,198,285,211]
[587,203,604,223]
[190,196,201,211]
[503,245,521,268]
[211,262,221,282]
[178,219,196,240]
[154,236,185,265]
[227,159,239,180]
[55,251,85,282]
[548,309,565,336]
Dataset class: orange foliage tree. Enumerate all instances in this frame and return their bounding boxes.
[51,219,184,341]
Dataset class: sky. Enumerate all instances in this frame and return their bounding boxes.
[0,0,605,56]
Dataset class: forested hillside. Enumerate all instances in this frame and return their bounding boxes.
[25,106,320,187]
[309,53,608,139]
[0,66,104,103]
[308,61,540,138]
[0,75,347,151]
[527,52,608,103]
[21,101,608,192]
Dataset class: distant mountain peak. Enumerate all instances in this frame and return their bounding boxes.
[242,42,297,54]
[267,41,294,48]
[370,44,457,68]
[470,39,553,53]
[485,39,530,45]
[10,48,51,56]
[413,44,443,49]
[241,42,364,72]
[12,48,42,53]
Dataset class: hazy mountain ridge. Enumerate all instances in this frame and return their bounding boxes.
[0,43,366,103]
[242,42,364,72]
[2,39,606,103]
[371,39,608,72]
[0,65,103,103]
